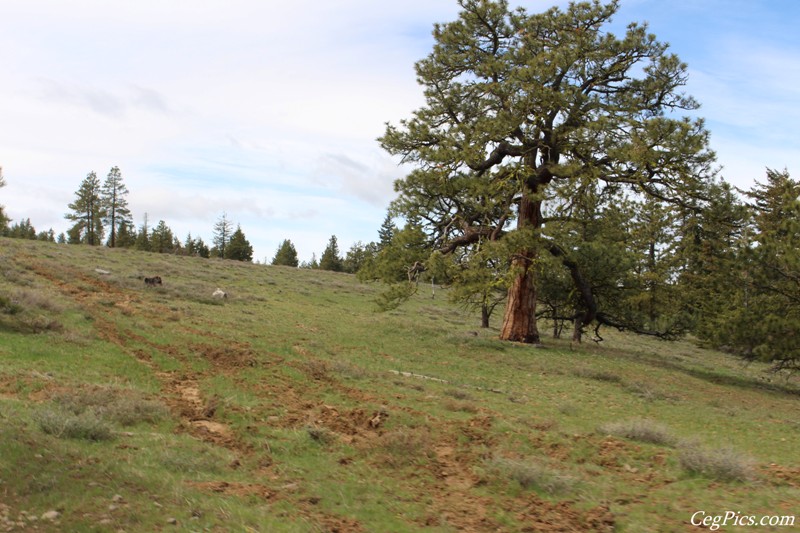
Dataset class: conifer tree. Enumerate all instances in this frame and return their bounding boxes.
[115,221,136,248]
[225,225,253,262]
[101,166,132,248]
[134,213,151,251]
[213,212,233,258]
[272,239,300,267]
[712,169,800,370]
[65,171,105,245]
[377,213,396,250]
[380,0,717,343]
[150,220,175,254]
[319,235,343,272]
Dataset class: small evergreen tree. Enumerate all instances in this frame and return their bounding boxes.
[115,221,136,248]
[271,239,299,267]
[225,225,253,262]
[343,241,376,274]
[377,213,396,250]
[319,235,343,272]
[37,229,56,242]
[150,220,175,254]
[134,213,151,251]
[213,212,233,258]
[301,253,319,269]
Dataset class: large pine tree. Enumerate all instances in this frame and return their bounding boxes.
[380,0,717,343]
[101,166,132,248]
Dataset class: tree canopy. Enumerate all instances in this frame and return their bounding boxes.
[380,0,717,343]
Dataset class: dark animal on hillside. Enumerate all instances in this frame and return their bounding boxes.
[144,276,162,286]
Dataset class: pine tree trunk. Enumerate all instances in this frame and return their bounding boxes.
[499,190,541,344]
[481,303,490,328]
[499,258,540,342]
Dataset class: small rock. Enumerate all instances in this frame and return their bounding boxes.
[111,494,124,503]
[41,510,61,521]
[167,517,178,525]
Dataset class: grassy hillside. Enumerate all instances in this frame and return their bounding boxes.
[0,237,797,532]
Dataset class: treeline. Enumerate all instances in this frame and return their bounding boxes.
[1,167,387,272]
[0,167,254,262]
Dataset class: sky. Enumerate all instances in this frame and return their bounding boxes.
[1,0,799,263]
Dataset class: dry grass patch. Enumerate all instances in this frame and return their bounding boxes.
[487,456,577,495]
[598,418,679,447]
[374,428,435,467]
[34,407,114,441]
[52,387,169,426]
[442,398,479,413]
[678,443,756,482]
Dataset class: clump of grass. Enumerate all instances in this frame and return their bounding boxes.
[443,388,474,401]
[34,407,114,441]
[624,381,673,402]
[105,396,170,426]
[443,398,479,413]
[0,293,22,315]
[52,387,168,426]
[329,361,372,380]
[598,418,679,447]
[302,359,330,381]
[678,443,755,482]
[557,402,579,416]
[572,367,622,383]
[305,425,334,445]
[12,288,63,313]
[375,428,434,467]
[488,456,576,495]
[159,447,229,475]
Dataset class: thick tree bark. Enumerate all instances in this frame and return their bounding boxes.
[499,258,540,342]
[499,191,541,343]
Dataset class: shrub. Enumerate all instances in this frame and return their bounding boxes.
[678,444,755,482]
[35,407,114,441]
[53,388,168,426]
[598,418,679,447]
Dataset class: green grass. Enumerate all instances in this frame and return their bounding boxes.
[1,237,798,532]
